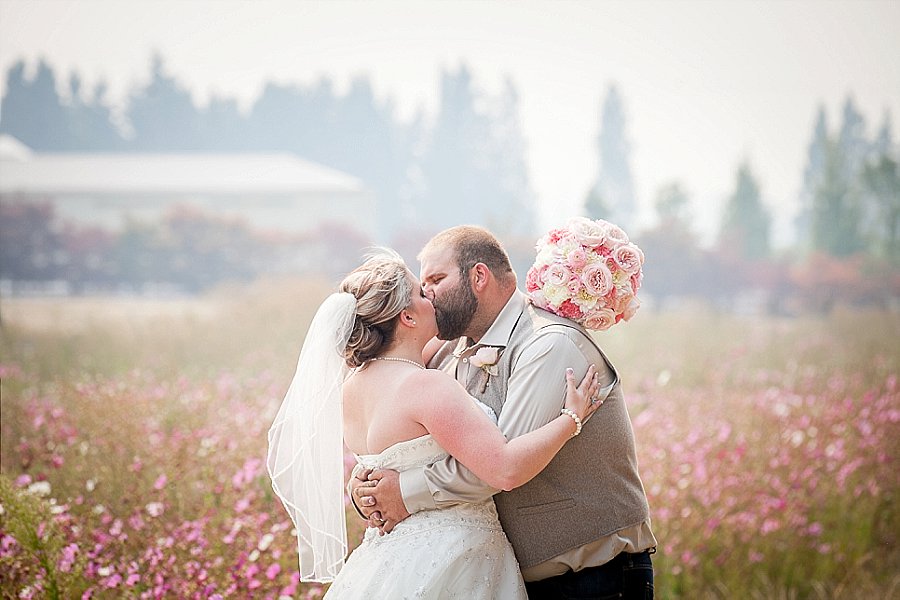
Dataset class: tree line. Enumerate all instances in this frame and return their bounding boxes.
[1,56,897,310]
[585,86,898,313]
[0,55,535,244]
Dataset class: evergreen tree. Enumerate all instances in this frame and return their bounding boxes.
[719,162,771,260]
[483,77,535,236]
[861,153,900,262]
[246,80,310,152]
[655,182,692,226]
[873,110,894,157]
[858,111,897,251]
[66,75,123,150]
[334,76,413,241]
[798,106,829,248]
[0,59,69,150]
[634,182,699,307]
[583,187,610,221]
[418,64,493,231]
[812,140,864,257]
[126,54,202,151]
[200,95,246,151]
[587,85,636,230]
[837,96,869,179]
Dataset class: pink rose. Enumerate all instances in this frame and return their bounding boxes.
[568,217,607,247]
[567,247,588,269]
[621,296,640,321]
[613,244,643,275]
[566,276,582,296]
[631,271,643,293]
[581,263,613,296]
[583,307,617,330]
[604,223,630,247]
[543,263,572,287]
[608,290,631,314]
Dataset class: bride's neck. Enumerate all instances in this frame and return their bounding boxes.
[382,336,426,363]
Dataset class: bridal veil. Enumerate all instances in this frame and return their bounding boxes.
[267,292,356,582]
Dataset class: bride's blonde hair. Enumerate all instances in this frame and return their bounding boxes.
[339,248,414,368]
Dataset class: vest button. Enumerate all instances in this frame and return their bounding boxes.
[462,358,468,363]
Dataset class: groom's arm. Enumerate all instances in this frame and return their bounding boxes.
[399,329,594,513]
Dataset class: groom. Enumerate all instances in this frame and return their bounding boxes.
[353,225,656,599]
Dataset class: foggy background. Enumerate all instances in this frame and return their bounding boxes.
[1,3,899,598]
[0,0,898,310]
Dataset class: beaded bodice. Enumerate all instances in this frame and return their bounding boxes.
[353,435,504,541]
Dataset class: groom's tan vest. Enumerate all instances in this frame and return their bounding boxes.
[432,303,650,569]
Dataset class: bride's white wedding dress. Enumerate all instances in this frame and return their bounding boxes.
[324,433,527,599]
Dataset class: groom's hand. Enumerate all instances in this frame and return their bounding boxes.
[362,469,410,534]
[350,468,377,519]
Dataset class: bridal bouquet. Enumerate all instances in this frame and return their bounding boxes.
[525,217,644,331]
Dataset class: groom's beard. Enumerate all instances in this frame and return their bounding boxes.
[434,279,478,340]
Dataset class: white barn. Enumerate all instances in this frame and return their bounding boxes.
[0,135,376,239]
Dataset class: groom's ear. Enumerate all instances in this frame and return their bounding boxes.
[470,263,491,293]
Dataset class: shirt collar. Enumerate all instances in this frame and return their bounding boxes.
[474,290,527,349]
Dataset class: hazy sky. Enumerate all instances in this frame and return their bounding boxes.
[1,0,898,245]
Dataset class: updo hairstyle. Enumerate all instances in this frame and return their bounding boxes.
[339,249,414,368]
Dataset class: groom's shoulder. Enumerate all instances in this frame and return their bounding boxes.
[518,305,597,352]
[526,303,590,336]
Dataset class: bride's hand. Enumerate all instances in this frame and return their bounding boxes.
[564,365,602,424]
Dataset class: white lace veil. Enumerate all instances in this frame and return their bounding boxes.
[267,292,357,582]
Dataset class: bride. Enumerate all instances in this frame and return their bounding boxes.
[267,249,600,599]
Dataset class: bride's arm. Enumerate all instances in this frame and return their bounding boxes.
[408,366,599,491]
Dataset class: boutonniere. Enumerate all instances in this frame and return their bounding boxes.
[470,346,500,393]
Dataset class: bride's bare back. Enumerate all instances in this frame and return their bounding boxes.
[342,363,431,455]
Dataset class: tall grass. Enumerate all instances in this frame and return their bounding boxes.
[1,283,898,598]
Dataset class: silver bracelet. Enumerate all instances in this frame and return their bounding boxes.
[560,408,582,437]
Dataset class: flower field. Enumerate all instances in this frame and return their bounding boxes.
[1,284,898,599]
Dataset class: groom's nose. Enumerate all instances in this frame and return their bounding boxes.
[422,284,435,301]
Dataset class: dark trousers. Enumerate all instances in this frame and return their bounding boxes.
[524,550,654,600]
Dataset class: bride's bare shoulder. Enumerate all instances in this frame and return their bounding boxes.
[402,369,468,410]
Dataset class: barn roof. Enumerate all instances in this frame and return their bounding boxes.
[0,136,366,196]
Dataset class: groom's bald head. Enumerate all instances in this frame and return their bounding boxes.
[419,226,516,287]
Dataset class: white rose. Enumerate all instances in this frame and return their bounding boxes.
[571,292,599,313]
[529,289,550,309]
[535,244,556,266]
[542,283,569,306]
